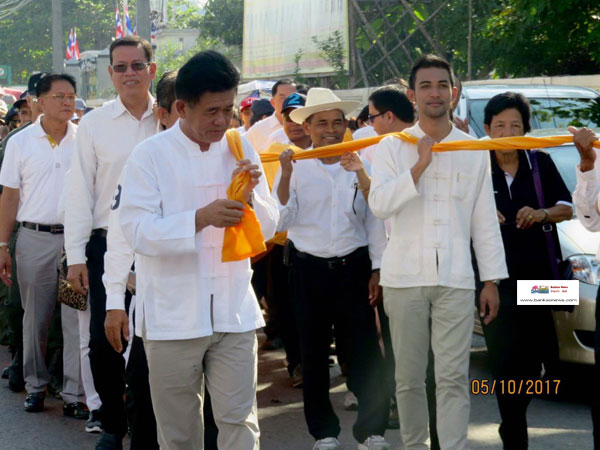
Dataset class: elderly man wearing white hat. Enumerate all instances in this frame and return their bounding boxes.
[274,88,391,450]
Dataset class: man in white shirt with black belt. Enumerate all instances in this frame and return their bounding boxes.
[245,79,296,153]
[119,50,278,450]
[570,125,600,450]
[0,74,85,416]
[275,88,391,450]
[63,36,157,450]
[369,55,508,450]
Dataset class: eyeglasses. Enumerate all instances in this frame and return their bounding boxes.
[44,94,77,102]
[367,111,386,122]
[111,62,151,73]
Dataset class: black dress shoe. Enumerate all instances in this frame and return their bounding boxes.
[8,366,25,392]
[1,366,8,379]
[95,431,123,450]
[24,392,45,412]
[64,401,90,419]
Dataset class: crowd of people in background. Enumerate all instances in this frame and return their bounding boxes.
[0,34,598,450]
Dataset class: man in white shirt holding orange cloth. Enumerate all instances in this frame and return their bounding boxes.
[369,55,508,450]
[119,51,278,450]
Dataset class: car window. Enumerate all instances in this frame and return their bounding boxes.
[545,145,579,195]
[467,97,600,138]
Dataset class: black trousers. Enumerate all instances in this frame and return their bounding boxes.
[481,282,560,450]
[125,336,158,450]
[87,233,128,436]
[593,289,599,450]
[267,244,301,374]
[290,245,389,443]
[87,233,157,449]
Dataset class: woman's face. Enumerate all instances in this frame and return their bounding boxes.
[484,107,525,139]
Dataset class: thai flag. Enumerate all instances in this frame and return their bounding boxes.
[124,4,134,36]
[115,6,124,39]
[151,20,157,41]
[73,28,80,60]
[65,28,74,60]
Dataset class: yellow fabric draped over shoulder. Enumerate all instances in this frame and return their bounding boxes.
[222,129,267,262]
[259,131,600,163]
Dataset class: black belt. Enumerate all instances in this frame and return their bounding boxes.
[91,228,108,238]
[294,245,368,270]
[21,221,64,234]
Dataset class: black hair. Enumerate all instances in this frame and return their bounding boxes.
[272,79,296,97]
[408,54,455,91]
[156,70,178,111]
[176,51,239,105]
[369,85,415,123]
[484,92,532,133]
[36,73,77,97]
[109,36,153,65]
[305,110,346,124]
[295,83,308,95]
[356,105,369,124]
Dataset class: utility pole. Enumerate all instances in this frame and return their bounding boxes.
[52,0,64,73]
[136,0,152,44]
[467,0,472,80]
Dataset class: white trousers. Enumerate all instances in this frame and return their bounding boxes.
[383,286,474,450]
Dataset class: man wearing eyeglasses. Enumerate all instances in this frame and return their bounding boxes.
[0,74,85,416]
[63,35,157,450]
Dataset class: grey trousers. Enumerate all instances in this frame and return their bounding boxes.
[16,227,83,402]
[144,330,260,450]
[383,286,474,450]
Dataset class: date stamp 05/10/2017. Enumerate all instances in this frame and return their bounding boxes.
[471,378,561,396]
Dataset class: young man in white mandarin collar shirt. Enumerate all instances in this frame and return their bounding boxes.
[275,88,391,450]
[245,79,296,153]
[119,51,278,450]
[0,74,84,415]
[369,55,508,450]
[63,36,157,449]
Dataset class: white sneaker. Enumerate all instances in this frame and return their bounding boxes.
[313,437,341,450]
[357,435,390,450]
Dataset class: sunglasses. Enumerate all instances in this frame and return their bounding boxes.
[111,62,151,73]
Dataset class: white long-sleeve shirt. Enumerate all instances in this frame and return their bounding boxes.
[119,122,279,340]
[273,158,386,269]
[0,116,76,224]
[103,167,135,311]
[245,114,281,153]
[369,123,508,289]
[573,157,600,258]
[64,95,156,265]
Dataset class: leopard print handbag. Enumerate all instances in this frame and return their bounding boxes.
[57,253,87,311]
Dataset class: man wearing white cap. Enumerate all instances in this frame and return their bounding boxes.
[275,88,390,450]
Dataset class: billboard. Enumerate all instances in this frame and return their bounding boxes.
[242,0,349,79]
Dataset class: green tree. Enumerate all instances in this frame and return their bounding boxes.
[312,31,347,89]
[484,0,600,77]
[197,0,243,48]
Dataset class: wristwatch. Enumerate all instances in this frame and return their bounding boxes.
[372,268,380,274]
[490,279,500,286]
[541,208,550,224]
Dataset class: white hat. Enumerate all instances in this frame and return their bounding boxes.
[289,88,360,124]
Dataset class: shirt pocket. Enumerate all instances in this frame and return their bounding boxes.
[382,238,420,276]
[451,172,474,201]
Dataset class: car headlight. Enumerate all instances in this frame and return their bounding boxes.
[568,254,600,285]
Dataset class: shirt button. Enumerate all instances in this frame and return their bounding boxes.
[433,219,440,225]
[433,242,440,248]
[433,194,440,201]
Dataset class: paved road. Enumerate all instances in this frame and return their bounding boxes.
[0,334,594,449]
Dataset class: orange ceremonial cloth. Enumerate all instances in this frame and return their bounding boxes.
[260,132,600,164]
[222,130,267,262]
